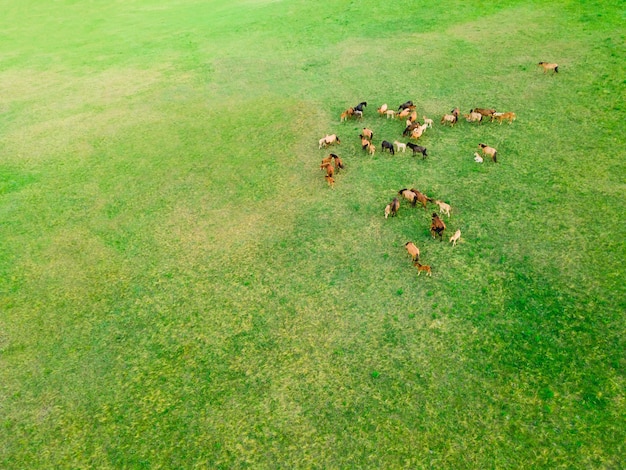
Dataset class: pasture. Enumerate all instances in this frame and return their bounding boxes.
[1,0,624,467]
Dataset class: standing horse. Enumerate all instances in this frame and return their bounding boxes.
[538,62,558,73]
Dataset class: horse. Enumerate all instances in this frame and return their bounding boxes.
[449,229,461,246]
[406,143,428,159]
[441,114,457,126]
[354,101,367,113]
[409,188,429,209]
[319,134,341,148]
[405,242,420,262]
[430,212,446,241]
[478,143,497,163]
[399,188,418,207]
[414,261,432,276]
[492,112,516,124]
[538,62,558,74]
[390,197,400,217]
[381,140,395,155]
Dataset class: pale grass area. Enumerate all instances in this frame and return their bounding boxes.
[154,203,273,263]
[20,226,124,298]
[0,67,166,162]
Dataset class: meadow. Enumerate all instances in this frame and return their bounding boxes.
[1,0,625,467]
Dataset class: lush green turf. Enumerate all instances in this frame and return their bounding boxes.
[1,0,624,467]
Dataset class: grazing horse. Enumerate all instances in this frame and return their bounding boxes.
[397,108,411,120]
[360,128,373,140]
[321,154,333,166]
[410,188,429,209]
[393,141,406,153]
[319,134,341,148]
[381,140,395,155]
[441,113,457,126]
[410,126,424,140]
[464,111,483,123]
[410,123,428,140]
[430,212,446,241]
[320,162,334,178]
[390,197,400,217]
[325,174,335,188]
[398,100,415,111]
[340,107,354,122]
[538,62,558,73]
[331,154,344,171]
[492,112,516,124]
[406,142,428,159]
[471,108,496,118]
[433,200,451,217]
[354,101,367,113]
[478,143,497,163]
[449,229,461,246]
[384,203,392,219]
[405,242,420,262]
[403,122,419,137]
[377,103,388,115]
[399,188,418,207]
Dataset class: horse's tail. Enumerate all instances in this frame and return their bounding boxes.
[493,151,497,163]
[554,65,559,73]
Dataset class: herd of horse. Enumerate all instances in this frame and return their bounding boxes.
[316,62,556,276]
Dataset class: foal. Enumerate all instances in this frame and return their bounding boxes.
[414,261,432,276]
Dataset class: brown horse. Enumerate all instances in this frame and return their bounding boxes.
[441,114,457,126]
[331,154,344,171]
[405,242,420,262]
[538,62,558,74]
[399,188,418,207]
[409,188,429,209]
[430,212,446,240]
[390,197,400,217]
[414,261,432,276]
[492,112,516,124]
[478,143,497,163]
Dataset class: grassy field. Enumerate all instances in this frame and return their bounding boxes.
[1,0,625,467]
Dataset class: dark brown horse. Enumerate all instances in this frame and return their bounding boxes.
[430,212,446,240]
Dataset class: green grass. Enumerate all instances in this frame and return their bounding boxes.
[1,0,625,467]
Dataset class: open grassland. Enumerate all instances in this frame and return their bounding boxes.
[1,0,625,467]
